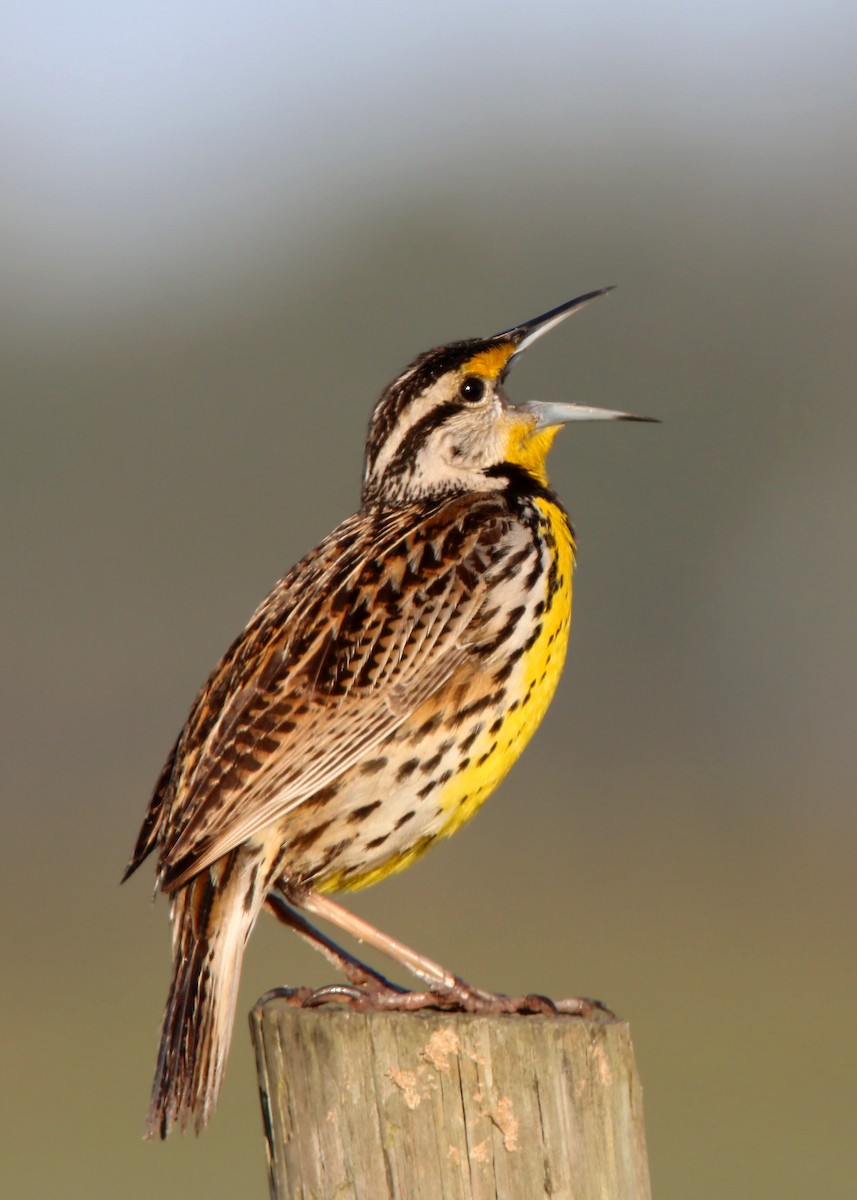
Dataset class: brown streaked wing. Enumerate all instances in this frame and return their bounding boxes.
[158,495,517,892]
[123,734,180,881]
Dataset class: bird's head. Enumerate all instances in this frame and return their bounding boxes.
[361,288,653,505]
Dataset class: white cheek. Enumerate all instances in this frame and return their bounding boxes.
[408,442,494,495]
[443,418,504,469]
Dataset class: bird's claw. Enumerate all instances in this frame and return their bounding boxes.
[295,978,613,1018]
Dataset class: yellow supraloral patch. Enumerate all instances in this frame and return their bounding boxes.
[461,342,516,380]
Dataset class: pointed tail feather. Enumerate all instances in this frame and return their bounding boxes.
[145,851,263,1139]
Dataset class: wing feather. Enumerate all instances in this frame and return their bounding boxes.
[156,496,517,891]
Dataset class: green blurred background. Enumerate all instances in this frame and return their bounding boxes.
[3,3,855,1197]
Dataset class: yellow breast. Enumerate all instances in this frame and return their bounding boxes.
[436,497,575,836]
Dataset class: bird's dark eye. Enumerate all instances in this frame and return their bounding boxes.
[460,376,486,403]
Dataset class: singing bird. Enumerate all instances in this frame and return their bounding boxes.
[123,289,653,1138]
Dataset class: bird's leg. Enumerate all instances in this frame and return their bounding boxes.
[288,888,607,1016]
[294,888,460,990]
[264,891,403,994]
[270,885,608,1016]
[267,884,450,1010]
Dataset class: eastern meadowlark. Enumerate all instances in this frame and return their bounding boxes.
[123,288,653,1139]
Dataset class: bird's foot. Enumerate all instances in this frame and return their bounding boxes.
[424,980,613,1018]
[296,977,612,1018]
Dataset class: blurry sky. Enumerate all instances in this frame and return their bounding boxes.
[2,3,856,1199]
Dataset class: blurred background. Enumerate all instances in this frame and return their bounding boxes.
[2,2,855,1197]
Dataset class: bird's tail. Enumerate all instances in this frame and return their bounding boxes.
[145,850,263,1139]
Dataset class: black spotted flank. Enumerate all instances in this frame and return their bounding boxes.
[290,819,334,853]
[483,604,526,655]
[307,783,340,808]
[396,757,420,782]
[349,801,382,823]
[458,723,483,753]
[360,756,389,775]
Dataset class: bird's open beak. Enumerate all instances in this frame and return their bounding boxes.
[500,288,657,425]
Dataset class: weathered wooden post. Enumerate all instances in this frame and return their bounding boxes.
[251,991,651,1199]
